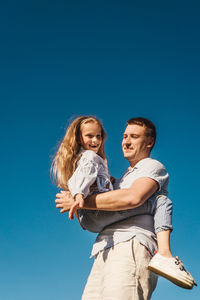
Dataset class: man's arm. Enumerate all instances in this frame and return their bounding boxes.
[84,177,158,211]
[55,177,158,218]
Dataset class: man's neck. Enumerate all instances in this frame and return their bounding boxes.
[129,154,150,168]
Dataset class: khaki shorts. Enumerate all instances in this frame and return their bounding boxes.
[82,238,158,300]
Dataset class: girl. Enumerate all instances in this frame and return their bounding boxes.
[52,115,196,289]
[51,116,113,230]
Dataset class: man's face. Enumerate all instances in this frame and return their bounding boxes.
[122,124,154,166]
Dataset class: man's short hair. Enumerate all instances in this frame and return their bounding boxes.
[127,117,156,150]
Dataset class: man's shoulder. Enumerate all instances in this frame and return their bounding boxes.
[129,157,169,190]
[136,157,167,172]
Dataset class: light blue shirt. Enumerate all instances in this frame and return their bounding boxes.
[91,157,170,257]
[78,157,171,234]
[68,149,113,198]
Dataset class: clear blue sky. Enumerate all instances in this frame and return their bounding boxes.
[1,1,199,299]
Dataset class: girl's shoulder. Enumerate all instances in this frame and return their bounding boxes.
[79,150,103,164]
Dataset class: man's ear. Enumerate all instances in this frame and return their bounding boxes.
[146,137,154,149]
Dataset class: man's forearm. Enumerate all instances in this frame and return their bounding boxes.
[84,189,138,211]
[84,178,158,211]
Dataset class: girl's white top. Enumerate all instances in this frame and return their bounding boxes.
[68,149,113,198]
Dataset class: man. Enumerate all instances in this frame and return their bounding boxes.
[56,117,170,299]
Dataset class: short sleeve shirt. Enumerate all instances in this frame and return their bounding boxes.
[91,157,169,257]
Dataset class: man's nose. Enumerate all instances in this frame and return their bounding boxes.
[125,136,131,144]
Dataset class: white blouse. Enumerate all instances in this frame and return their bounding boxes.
[67,149,113,198]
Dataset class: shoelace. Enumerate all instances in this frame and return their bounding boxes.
[175,257,187,272]
[175,256,197,286]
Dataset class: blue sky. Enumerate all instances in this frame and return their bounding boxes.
[1,1,200,299]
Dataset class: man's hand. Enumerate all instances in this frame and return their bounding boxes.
[55,190,74,213]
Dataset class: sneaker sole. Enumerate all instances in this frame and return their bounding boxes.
[148,265,194,289]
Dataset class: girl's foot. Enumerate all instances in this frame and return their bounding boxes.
[148,253,197,289]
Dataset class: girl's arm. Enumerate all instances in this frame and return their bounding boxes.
[68,153,99,199]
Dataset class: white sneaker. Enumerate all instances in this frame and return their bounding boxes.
[148,253,197,289]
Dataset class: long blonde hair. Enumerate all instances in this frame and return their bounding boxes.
[51,116,107,190]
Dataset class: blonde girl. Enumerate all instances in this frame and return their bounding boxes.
[51,116,113,228]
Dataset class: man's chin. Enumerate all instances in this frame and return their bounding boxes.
[123,153,132,159]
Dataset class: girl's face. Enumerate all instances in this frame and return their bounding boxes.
[80,122,103,153]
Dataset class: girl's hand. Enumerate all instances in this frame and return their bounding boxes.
[74,194,85,208]
[69,194,84,220]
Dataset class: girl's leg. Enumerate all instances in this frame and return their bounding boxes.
[149,195,196,289]
[156,230,173,258]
